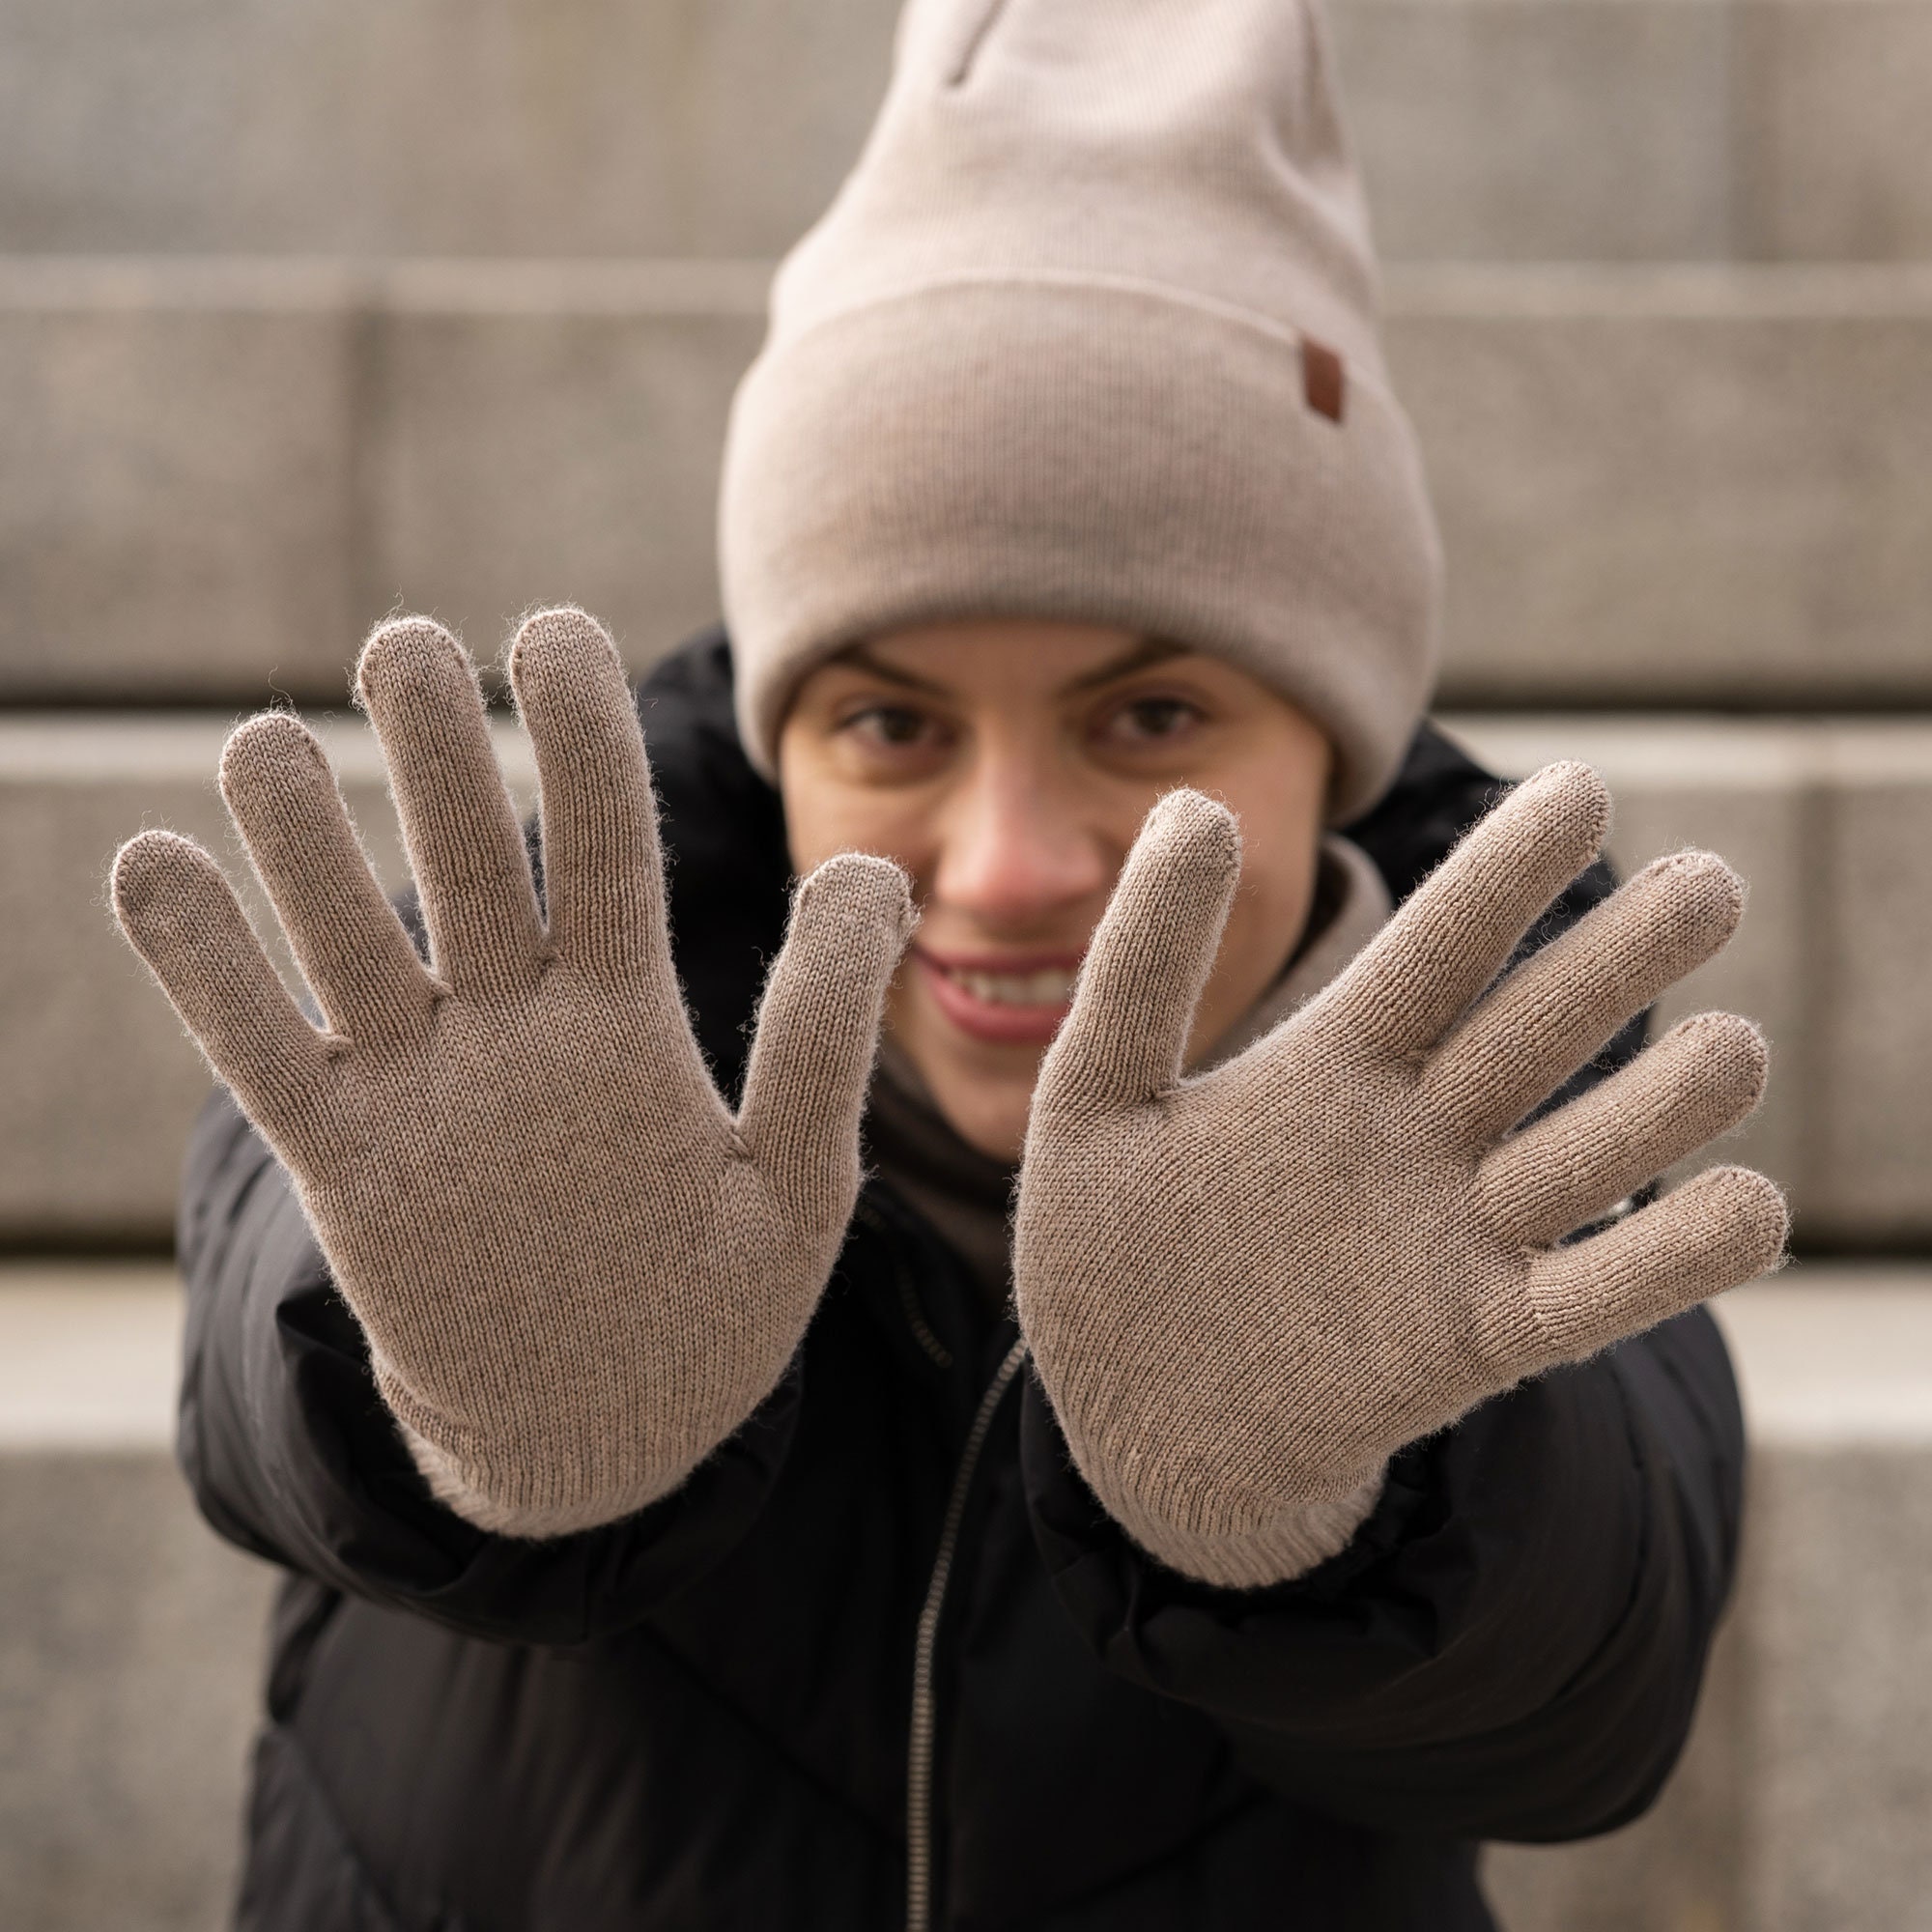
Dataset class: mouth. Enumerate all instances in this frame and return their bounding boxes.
[911,947,1084,1046]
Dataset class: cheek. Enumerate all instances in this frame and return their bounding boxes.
[1231,836,1320,955]
[1206,775,1328,979]
[779,744,938,888]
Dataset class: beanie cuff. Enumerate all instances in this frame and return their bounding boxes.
[719,278,1440,820]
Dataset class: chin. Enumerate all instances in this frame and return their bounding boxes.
[890,981,1065,1155]
[911,1044,1039,1163]
[946,1098,1034,1164]
[940,1056,1044,1158]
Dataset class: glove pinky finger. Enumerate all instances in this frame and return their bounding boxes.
[112,830,330,1129]
[1516,1164,1788,1370]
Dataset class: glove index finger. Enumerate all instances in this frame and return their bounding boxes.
[356,615,543,1003]
[509,607,672,989]
[1034,788,1239,1121]
[111,830,329,1133]
[1333,760,1610,1062]
[736,852,916,1230]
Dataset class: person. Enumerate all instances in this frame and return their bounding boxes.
[112,2,1784,1926]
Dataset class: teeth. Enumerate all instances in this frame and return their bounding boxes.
[947,966,1080,1008]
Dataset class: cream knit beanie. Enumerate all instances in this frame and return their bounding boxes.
[718,0,1442,821]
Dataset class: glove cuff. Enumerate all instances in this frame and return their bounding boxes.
[380,1367,684,1541]
[392,1411,673,1540]
[1088,1463,1388,1590]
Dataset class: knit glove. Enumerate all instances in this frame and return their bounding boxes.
[112,610,914,1538]
[1014,763,1785,1590]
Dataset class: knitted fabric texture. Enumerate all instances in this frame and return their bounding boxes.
[111,610,915,1538]
[866,834,1393,1314]
[719,0,1441,820]
[1014,764,1789,1589]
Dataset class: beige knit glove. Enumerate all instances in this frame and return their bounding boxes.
[1014,763,1786,1590]
[112,610,914,1538]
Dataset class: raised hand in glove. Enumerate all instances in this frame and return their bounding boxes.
[1014,762,1784,1590]
[112,610,913,1537]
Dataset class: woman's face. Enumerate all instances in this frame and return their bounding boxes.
[779,618,1332,1161]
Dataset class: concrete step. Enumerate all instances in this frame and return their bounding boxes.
[1387,265,1932,711]
[2,0,1929,265]
[1335,0,1932,265]
[6,259,1932,708]
[2,708,1928,1244]
[2,1263,1926,1932]
[0,713,535,1243]
[0,0,902,262]
[1445,713,1932,1247]
[0,257,768,705]
[0,1264,275,1932]
[1492,1266,1932,1932]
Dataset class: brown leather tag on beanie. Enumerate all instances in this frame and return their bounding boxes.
[1302,338,1346,423]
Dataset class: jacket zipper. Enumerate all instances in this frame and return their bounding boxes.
[853,1197,953,1370]
[905,1336,1030,1932]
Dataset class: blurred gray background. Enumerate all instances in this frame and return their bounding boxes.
[2,2,1930,1927]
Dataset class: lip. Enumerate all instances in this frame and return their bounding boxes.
[911,945,1084,1047]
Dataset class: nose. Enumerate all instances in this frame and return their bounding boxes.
[929,752,1114,933]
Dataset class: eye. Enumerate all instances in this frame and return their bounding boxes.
[1098,695,1205,747]
[844,703,937,748]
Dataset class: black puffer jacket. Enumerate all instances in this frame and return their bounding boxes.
[178,632,1745,1932]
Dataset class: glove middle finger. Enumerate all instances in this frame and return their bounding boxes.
[1422,847,1744,1148]
[509,607,675,993]
[356,617,544,1003]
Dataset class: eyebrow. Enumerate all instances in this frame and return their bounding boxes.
[837,634,1190,700]
[1063,637,1189,693]
[834,643,951,696]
